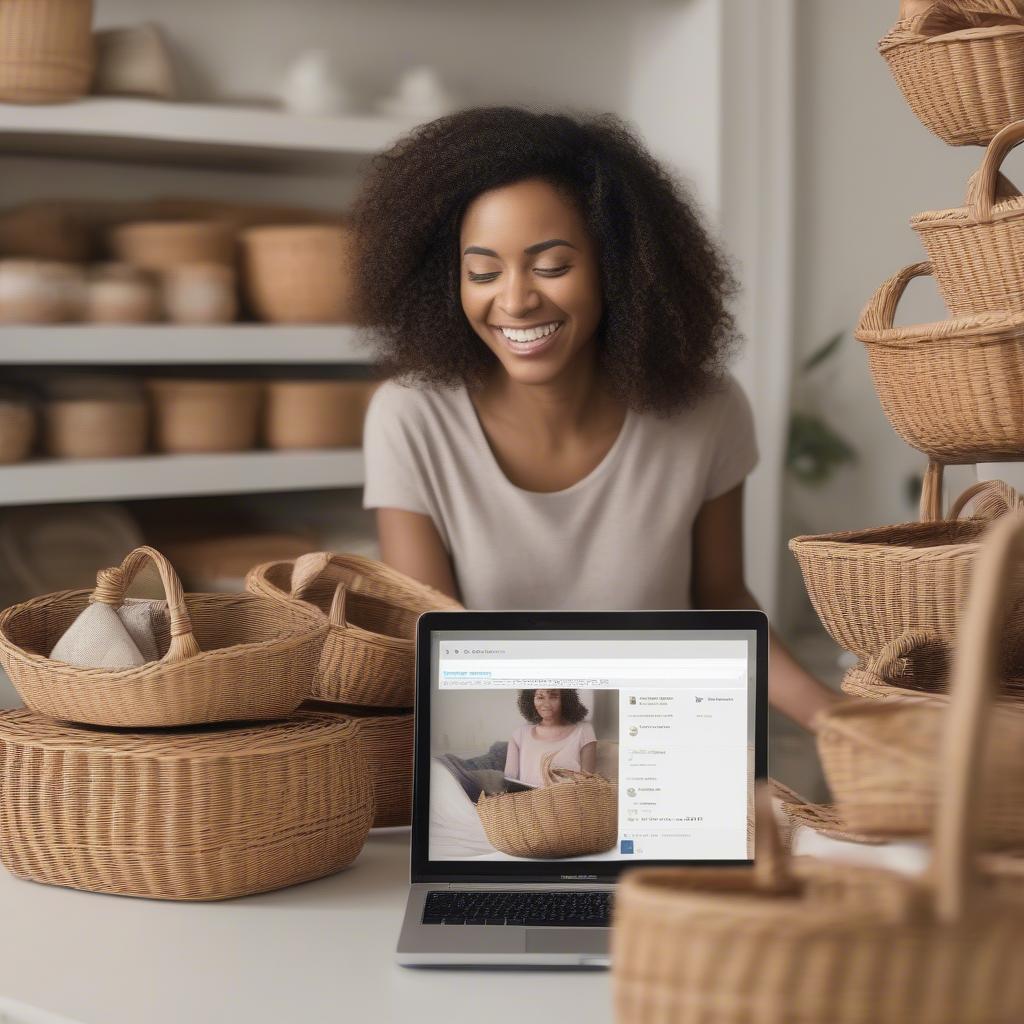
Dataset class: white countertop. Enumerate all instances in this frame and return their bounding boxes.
[0,827,613,1024]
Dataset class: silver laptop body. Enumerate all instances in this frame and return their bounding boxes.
[396,609,768,967]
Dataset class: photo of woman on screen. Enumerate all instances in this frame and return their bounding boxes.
[504,688,597,786]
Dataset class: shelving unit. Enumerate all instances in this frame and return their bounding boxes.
[0,324,371,365]
[0,449,364,506]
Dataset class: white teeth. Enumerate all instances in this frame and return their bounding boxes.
[498,322,561,343]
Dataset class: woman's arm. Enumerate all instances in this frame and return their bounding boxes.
[579,741,597,774]
[691,482,841,731]
[375,507,461,601]
[504,736,520,780]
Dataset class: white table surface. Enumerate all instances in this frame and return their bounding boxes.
[0,827,614,1024]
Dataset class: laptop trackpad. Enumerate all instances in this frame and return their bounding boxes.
[525,930,608,954]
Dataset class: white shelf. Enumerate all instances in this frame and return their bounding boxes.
[0,97,421,167]
[0,449,364,506]
[0,324,373,364]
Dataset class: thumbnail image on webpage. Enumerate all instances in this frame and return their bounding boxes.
[428,633,755,863]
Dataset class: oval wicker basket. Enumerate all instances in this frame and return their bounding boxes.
[789,467,1024,662]
[856,261,1024,462]
[476,753,617,859]
[146,378,262,453]
[911,118,1024,316]
[0,545,327,728]
[303,700,413,827]
[0,0,95,104]
[246,552,461,707]
[613,521,1024,1024]
[880,2,1024,147]
[0,709,374,900]
[241,224,360,323]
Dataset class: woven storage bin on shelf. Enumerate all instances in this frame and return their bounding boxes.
[476,753,617,859]
[110,221,236,271]
[789,467,1024,662]
[0,546,327,727]
[912,118,1024,316]
[246,552,461,708]
[304,700,413,827]
[0,709,374,900]
[0,0,95,104]
[880,1,1024,147]
[856,262,1024,462]
[614,518,1024,1024]
[146,379,262,454]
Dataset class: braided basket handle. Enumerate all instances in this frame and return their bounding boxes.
[935,513,1024,921]
[92,545,200,664]
[291,551,367,602]
[865,629,942,680]
[950,478,1024,521]
[968,118,1024,222]
[857,262,932,334]
[327,583,348,629]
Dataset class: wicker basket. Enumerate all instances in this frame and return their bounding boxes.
[789,466,1024,662]
[0,709,374,900]
[613,539,1024,1024]
[476,753,617,859]
[0,545,327,728]
[880,2,1024,147]
[0,0,95,104]
[42,396,147,459]
[264,380,376,450]
[246,553,461,707]
[0,398,34,464]
[111,221,236,271]
[856,261,1024,462]
[241,224,361,323]
[303,700,413,827]
[912,118,1024,316]
[146,378,262,453]
[818,514,1024,846]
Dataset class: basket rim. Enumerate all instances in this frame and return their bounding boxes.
[911,190,1024,226]
[788,521,986,556]
[855,315,1024,347]
[0,586,326,678]
[880,21,1024,52]
[0,707,358,758]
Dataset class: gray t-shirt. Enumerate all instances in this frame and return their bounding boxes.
[362,375,758,611]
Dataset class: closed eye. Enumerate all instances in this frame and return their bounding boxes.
[534,266,570,277]
[467,270,500,283]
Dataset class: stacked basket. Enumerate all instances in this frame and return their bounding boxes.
[246,551,463,828]
[0,545,376,900]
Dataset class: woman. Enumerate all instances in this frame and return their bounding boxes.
[357,107,838,730]
[505,688,596,788]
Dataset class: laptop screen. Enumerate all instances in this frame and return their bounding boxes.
[413,613,766,879]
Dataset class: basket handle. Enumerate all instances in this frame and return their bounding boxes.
[949,478,1024,521]
[91,545,200,664]
[968,118,1024,223]
[290,551,367,602]
[933,513,1024,921]
[752,780,797,894]
[327,583,348,629]
[857,262,932,334]
[865,629,942,679]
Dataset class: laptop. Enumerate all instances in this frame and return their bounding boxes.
[396,609,768,967]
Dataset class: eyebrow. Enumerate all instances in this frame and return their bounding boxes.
[462,238,578,258]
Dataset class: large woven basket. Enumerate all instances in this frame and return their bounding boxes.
[613,518,1024,1024]
[303,700,413,827]
[856,261,1024,462]
[818,514,1024,846]
[0,546,327,728]
[880,1,1024,147]
[476,753,617,859]
[0,0,95,104]
[912,118,1024,316]
[0,709,374,900]
[789,466,1024,662]
[247,551,461,707]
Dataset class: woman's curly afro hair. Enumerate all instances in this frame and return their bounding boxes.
[353,106,739,414]
[516,688,589,726]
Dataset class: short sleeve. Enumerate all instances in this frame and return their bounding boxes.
[578,721,597,747]
[705,376,759,501]
[361,382,431,515]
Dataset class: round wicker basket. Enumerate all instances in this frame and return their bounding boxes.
[0,399,34,464]
[0,546,327,728]
[303,701,413,827]
[856,261,1024,463]
[0,709,374,900]
[476,753,617,859]
[111,221,236,271]
[264,380,375,449]
[42,396,147,459]
[146,378,262,454]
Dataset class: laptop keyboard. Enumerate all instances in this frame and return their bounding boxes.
[422,890,612,927]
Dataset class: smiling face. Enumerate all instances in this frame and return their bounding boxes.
[533,689,563,724]
[459,178,603,386]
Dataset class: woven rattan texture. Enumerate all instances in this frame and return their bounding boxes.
[303,701,413,827]
[476,758,617,859]
[0,709,375,900]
